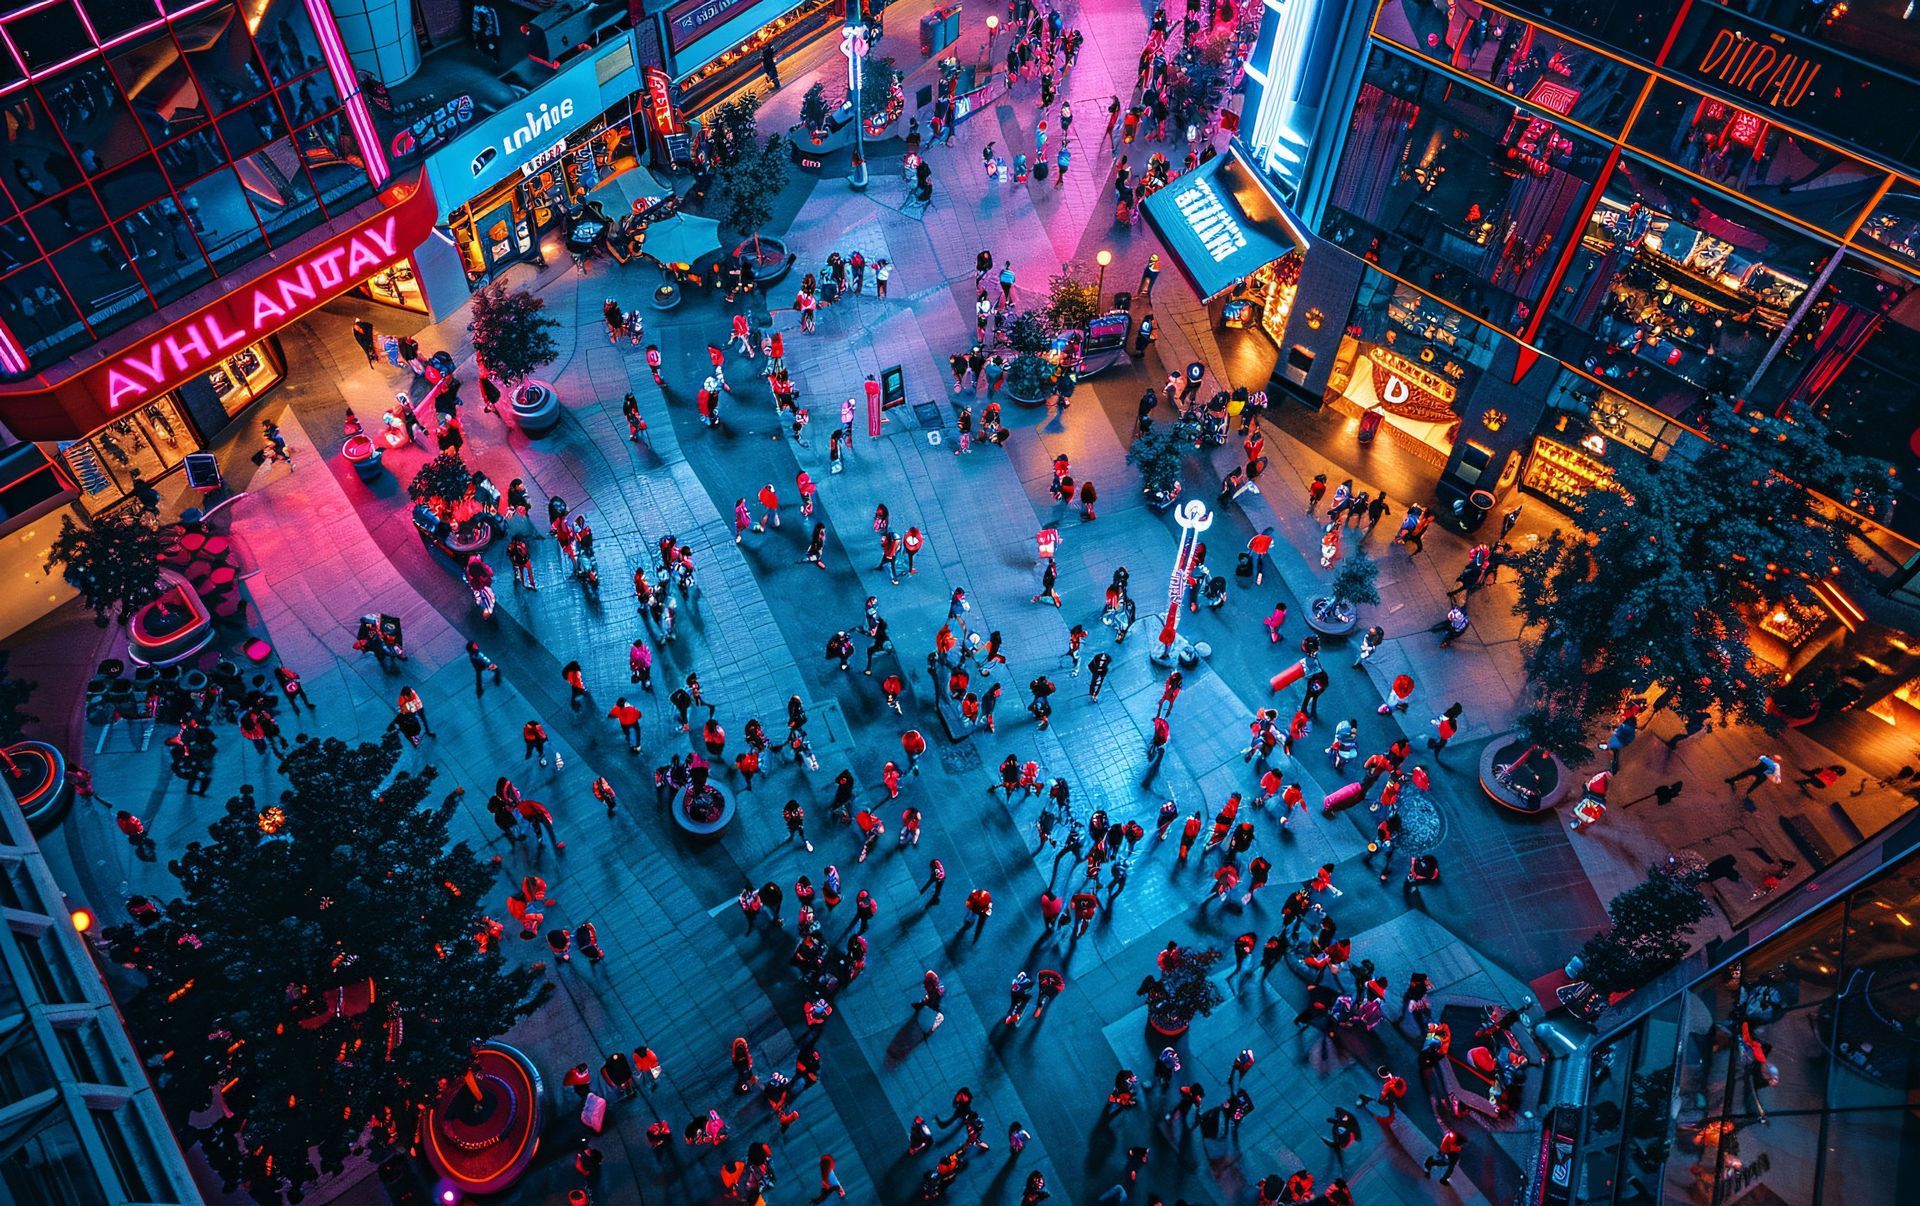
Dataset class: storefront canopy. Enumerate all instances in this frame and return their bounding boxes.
[1142,145,1309,302]
[642,211,723,271]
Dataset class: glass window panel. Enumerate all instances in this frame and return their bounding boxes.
[276,69,337,131]
[0,216,36,274]
[154,123,221,189]
[91,153,168,218]
[234,137,317,240]
[1371,0,1647,136]
[217,95,287,159]
[24,189,105,249]
[81,0,164,43]
[174,3,267,116]
[301,117,373,215]
[37,61,141,172]
[1325,49,1609,335]
[1628,79,1890,238]
[0,1114,110,1206]
[1857,188,1920,274]
[1493,0,1686,60]
[119,199,210,305]
[251,0,322,89]
[1818,1106,1920,1206]
[0,260,88,361]
[90,1108,157,1203]
[175,165,258,271]
[107,25,206,143]
[0,87,86,209]
[4,2,95,74]
[49,228,152,329]
[0,1026,57,1106]
[1539,154,1831,414]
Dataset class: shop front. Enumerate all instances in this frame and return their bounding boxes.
[418,34,645,300]
[660,0,847,116]
[1141,144,1313,337]
[0,173,442,513]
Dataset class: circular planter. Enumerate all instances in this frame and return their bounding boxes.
[1306,597,1360,637]
[127,570,214,667]
[1004,356,1054,406]
[3,741,71,835]
[420,1042,544,1196]
[651,283,682,310]
[1479,735,1573,813]
[734,236,791,288]
[671,782,734,837]
[510,381,561,436]
[1147,1009,1190,1038]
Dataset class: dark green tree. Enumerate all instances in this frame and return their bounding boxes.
[102,738,550,1202]
[1323,550,1382,620]
[1164,36,1232,133]
[799,82,833,135]
[1508,399,1892,763]
[1575,864,1712,993]
[715,134,792,261]
[406,452,474,517]
[858,55,903,123]
[0,651,37,744]
[1153,946,1226,1025]
[1002,310,1059,400]
[44,510,168,626]
[1125,423,1186,501]
[708,89,764,169]
[466,282,559,386]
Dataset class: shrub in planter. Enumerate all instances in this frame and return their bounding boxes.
[407,453,474,521]
[799,83,833,140]
[1573,865,1711,995]
[1003,311,1058,402]
[1149,947,1225,1034]
[1045,272,1100,333]
[1311,550,1380,630]
[1126,424,1185,506]
[44,511,168,627]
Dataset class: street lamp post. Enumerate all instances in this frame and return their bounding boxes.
[1095,249,1112,306]
[843,24,869,191]
[985,15,999,66]
[1152,499,1213,664]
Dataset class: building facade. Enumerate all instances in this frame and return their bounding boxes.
[1557,812,1920,1205]
[1239,0,1920,535]
[0,779,199,1206]
[0,0,395,518]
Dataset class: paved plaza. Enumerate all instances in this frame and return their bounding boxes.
[14,2,1918,1203]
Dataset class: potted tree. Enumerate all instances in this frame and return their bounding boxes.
[796,83,835,154]
[1308,549,1380,636]
[407,453,491,555]
[1560,864,1711,1020]
[716,133,793,283]
[467,282,561,434]
[1044,271,1100,337]
[1148,946,1225,1036]
[859,55,904,137]
[44,510,214,664]
[1483,649,1587,812]
[1002,311,1059,405]
[1125,424,1186,509]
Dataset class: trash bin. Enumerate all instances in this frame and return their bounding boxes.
[1114,290,1133,311]
[919,4,961,56]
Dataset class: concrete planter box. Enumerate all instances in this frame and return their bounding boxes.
[1306,597,1361,637]
[1479,734,1573,813]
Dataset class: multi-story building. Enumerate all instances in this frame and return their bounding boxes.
[0,778,199,1205]
[1168,0,1920,540]
[1553,811,1920,1205]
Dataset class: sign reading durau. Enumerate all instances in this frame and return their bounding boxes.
[94,177,440,416]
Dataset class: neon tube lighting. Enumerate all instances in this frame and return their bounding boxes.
[304,0,389,186]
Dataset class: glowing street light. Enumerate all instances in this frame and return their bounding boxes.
[986,14,1000,62]
[1095,249,1112,304]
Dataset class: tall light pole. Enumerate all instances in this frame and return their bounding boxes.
[843,23,869,191]
[1153,499,1212,664]
[985,14,999,67]
[1095,249,1111,306]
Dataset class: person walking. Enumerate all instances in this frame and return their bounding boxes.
[1428,702,1463,753]
[1423,1128,1465,1183]
[1598,713,1639,772]
[1727,753,1783,797]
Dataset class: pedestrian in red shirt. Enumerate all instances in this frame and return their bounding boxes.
[1178,811,1203,860]
[1039,889,1064,930]
[1069,891,1099,936]
[901,728,927,775]
[964,888,993,936]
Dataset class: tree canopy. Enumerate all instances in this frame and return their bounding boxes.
[44,509,168,626]
[103,738,550,1201]
[715,134,792,248]
[1508,399,1892,763]
[466,282,559,385]
[1576,864,1711,993]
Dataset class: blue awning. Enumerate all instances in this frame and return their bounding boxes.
[1142,144,1308,301]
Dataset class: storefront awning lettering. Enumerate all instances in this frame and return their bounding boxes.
[1141,145,1309,302]
[0,173,442,441]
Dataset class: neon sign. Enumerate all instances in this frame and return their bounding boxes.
[91,177,441,416]
[1692,28,1822,110]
